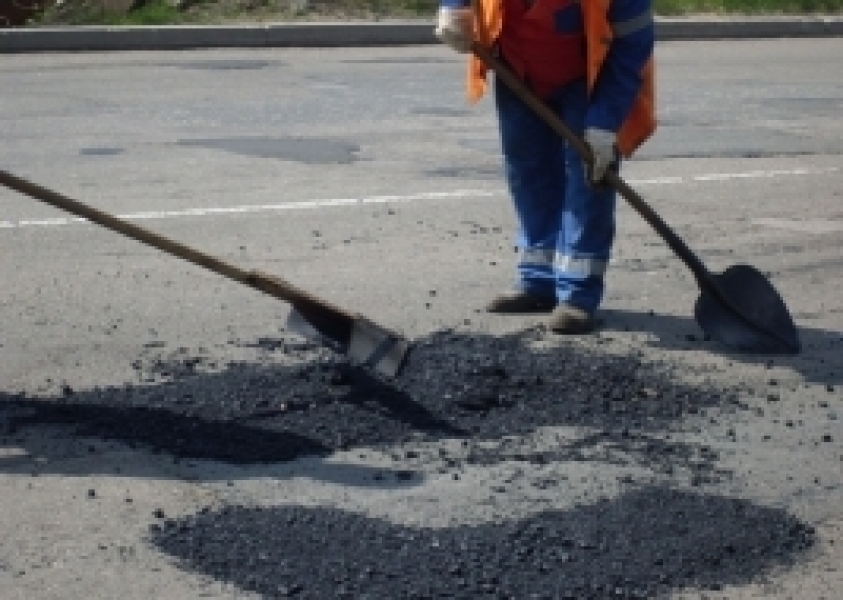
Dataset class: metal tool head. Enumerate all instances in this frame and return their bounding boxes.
[347,315,413,378]
[694,264,800,355]
[286,309,412,378]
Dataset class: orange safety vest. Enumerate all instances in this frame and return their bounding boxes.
[468,0,656,157]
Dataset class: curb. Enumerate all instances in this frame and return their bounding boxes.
[1,16,842,53]
[656,15,843,40]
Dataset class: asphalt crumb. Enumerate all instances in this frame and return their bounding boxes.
[150,487,816,599]
[0,328,822,598]
[0,329,740,478]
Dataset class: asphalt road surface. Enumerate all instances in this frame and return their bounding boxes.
[1,39,842,599]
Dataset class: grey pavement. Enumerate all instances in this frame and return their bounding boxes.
[1,39,842,598]
[0,15,841,53]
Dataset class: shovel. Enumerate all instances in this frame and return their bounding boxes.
[471,43,800,355]
[0,169,412,377]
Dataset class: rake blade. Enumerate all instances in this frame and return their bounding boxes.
[286,308,337,349]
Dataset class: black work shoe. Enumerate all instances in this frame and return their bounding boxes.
[486,290,555,314]
[546,303,596,334]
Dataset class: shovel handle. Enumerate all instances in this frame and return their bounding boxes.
[0,169,353,319]
[470,43,712,286]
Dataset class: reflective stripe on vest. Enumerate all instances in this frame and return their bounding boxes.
[497,0,586,99]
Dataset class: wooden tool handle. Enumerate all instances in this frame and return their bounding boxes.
[245,269,351,320]
[0,169,352,318]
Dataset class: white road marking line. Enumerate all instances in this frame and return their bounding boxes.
[626,176,684,185]
[1,167,838,231]
[752,218,843,234]
[16,217,87,227]
[692,167,838,182]
[1,190,496,230]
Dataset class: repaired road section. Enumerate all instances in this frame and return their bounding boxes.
[1,39,842,598]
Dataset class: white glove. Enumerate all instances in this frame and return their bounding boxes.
[434,7,473,54]
[584,128,617,184]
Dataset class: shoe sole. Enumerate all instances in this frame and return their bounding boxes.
[546,309,597,334]
[547,322,595,334]
[485,294,555,314]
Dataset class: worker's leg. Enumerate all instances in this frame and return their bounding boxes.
[553,80,618,314]
[493,74,566,304]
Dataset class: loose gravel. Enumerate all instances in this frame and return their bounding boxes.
[3,328,741,468]
[150,487,815,599]
[0,327,745,492]
[0,327,821,598]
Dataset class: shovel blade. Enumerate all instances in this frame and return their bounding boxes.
[347,316,412,378]
[286,309,411,378]
[286,308,335,348]
[694,264,800,355]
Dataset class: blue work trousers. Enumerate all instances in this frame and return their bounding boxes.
[494,76,617,312]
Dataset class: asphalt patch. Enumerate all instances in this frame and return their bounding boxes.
[0,329,817,597]
[410,107,472,117]
[340,58,456,65]
[150,486,815,599]
[79,147,125,156]
[170,60,276,71]
[176,136,360,164]
[0,329,740,480]
[424,165,504,179]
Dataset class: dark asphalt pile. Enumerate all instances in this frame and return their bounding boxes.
[150,487,815,599]
[1,328,742,476]
[0,328,820,598]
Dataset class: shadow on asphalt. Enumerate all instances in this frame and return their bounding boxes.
[601,308,843,386]
[0,329,741,487]
[0,329,817,596]
[149,486,816,599]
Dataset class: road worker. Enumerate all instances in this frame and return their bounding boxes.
[435,0,656,333]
